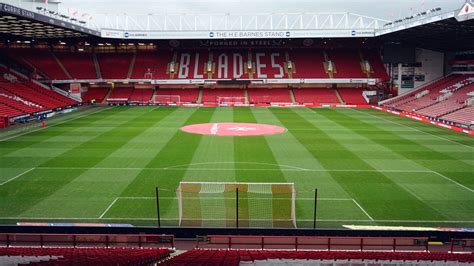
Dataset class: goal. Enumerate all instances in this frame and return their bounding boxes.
[176,182,296,228]
[154,95,181,104]
[217,96,246,105]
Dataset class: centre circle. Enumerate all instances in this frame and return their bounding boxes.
[180,123,287,136]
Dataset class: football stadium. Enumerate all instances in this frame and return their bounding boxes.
[0,0,473,264]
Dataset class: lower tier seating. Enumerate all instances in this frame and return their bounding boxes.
[293,88,340,104]
[416,84,473,118]
[82,88,110,103]
[0,247,170,266]
[107,87,134,103]
[247,88,292,103]
[337,87,368,105]
[0,103,26,118]
[440,106,474,126]
[201,88,245,103]
[129,89,154,103]
[154,88,199,103]
[162,249,474,266]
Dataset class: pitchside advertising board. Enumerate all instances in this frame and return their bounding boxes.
[101,29,375,40]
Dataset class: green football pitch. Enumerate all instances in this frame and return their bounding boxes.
[0,106,473,228]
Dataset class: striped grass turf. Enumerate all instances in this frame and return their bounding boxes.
[0,106,472,228]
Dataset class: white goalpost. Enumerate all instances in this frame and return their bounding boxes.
[176,182,296,228]
[154,95,181,104]
[217,96,246,105]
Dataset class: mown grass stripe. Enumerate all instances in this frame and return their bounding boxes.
[22,108,181,218]
[233,107,291,228]
[337,109,474,191]
[357,108,474,147]
[0,108,170,217]
[0,107,116,158]
[112,108,217,226]
[271,107,448,221]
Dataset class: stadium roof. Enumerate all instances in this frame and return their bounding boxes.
[0,0,472,51]
[378,17,474,51]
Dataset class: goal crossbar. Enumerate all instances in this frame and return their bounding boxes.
[177,182,296,228]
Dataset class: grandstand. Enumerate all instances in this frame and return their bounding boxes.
[0,0,473,264]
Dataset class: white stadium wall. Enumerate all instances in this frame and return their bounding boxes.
[413,48,445,88]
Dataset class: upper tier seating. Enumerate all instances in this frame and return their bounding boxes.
[291,50,328,78]
[14,50,69,80]
[440,106,474,126]
[328,50,366,78]
[247,88,292,103]
[82,87,110,103]
[0,247,170,266]
[131,51,174,79]
[293,88,340,104]
[162,249,474,266]
[337,87,368,105]
[363,51,390,80]
[154,88,199,103]
[97,53,133,79]
[5,49,389,80]
[201,88,245,103]
[129,89,154,103]
[56,52,97,79]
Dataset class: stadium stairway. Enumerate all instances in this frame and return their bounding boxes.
[127,52,137,79]
[289,88,297,104]
[92,53,102,79]
[197,88,203,103]
[334,87,345,104]
[244,89,249,104]
[51,52,72,80]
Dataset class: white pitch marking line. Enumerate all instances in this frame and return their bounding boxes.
[210,123,218,135]
[34,166,436,173]
[117,196,353,201]
[0,168,35,186]
[431,171,474,193]
[98,197,119,219]
[0,217,473,223]
[0,107,110,142]
[352,108,473,149]
[148,106,160,112]
[351,199,374,221]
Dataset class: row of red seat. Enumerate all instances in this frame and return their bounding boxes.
[163,249,474,266]
[7,49,388,80]
[381,74,473,126]
[83,87,368,105]
[0,247,171,266]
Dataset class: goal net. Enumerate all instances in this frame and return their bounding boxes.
[154,95,181,104]
[217,96,246,105]
[177,182,296,228]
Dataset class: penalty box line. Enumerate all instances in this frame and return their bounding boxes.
[1,217,474,223]
[98,197,364,219]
